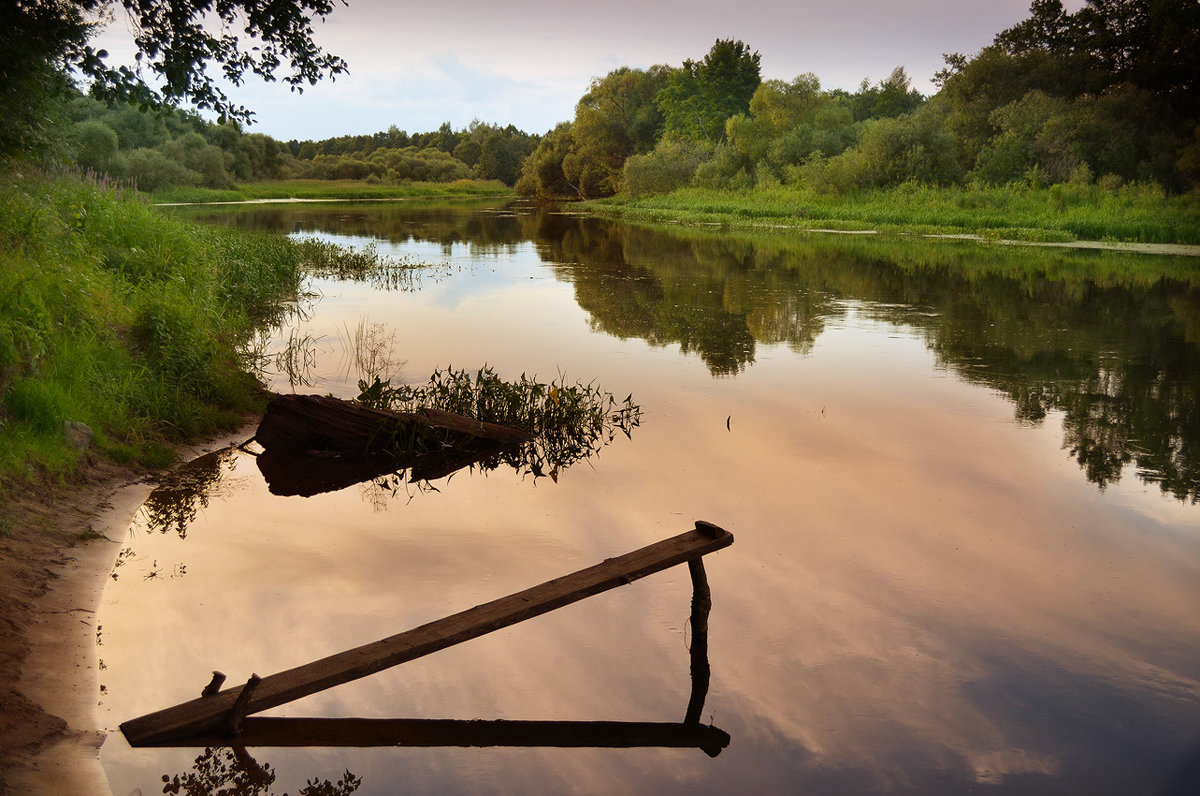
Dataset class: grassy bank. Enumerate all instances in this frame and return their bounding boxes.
[0,172,319,497]
[151,178,513,205]
[593,182,1200,245]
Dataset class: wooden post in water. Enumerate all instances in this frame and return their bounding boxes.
[684,556,712,728]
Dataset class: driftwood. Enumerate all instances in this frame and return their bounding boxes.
[255,393,533,455]
[121,522,734,747]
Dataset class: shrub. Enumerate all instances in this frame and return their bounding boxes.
[623,139,714,196]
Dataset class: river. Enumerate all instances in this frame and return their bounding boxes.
[98,200,1200,795]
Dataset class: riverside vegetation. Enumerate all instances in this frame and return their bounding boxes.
[3,0,1198,498]
[0,171,373,497]
[12,3,1196,246]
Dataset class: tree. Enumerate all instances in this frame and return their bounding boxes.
[2,0,349,158]
[476,133,519,184]
[565,66,671,196]
[0,0,89,155]
[849,67,925,121]
[70,119,122,173]
[657,39,762,142]
[515,123,578,200]
[513,67,670,200]
[996,0,1200,119]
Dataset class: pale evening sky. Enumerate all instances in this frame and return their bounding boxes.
[95,0,1081,142]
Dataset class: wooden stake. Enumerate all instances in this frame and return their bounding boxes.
[201,671,226,698]
[226,674,261,737]
[684,558,712,727]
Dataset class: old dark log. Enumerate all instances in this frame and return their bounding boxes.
[254,393,532,455]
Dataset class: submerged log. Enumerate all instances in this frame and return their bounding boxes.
[254,393,533,455]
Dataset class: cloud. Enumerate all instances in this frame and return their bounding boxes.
[91,0,1087,140]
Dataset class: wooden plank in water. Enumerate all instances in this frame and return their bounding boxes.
[138,717,732,757]
[121,523,733,747]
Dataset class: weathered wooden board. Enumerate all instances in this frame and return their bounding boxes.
[254,393,532,454]
[136,717,731,756]
[121,522,733,747]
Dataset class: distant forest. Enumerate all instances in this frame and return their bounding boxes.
[46,0,1200,198]
[63,97,538,191]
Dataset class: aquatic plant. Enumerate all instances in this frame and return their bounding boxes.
[357,365,641,482]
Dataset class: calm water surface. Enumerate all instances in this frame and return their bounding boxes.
[99,202,1200,794]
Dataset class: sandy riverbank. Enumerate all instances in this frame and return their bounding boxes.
[1,430,251,796]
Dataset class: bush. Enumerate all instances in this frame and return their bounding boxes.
[623,139,714,196]
[124,147,196,192]
[800,109,961,193]
[692,145,748,189]
[71,120,122,175]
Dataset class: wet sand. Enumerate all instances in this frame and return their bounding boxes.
[1,431,250,795]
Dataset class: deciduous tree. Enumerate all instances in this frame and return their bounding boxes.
[2,0,349,158]
[657,39,761,143]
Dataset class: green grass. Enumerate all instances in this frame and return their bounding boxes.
[593,182,1200,246]
[151,178,513,205]
[0,171,319,495]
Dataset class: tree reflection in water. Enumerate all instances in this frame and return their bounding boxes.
[530,214,1200,502]
[162,746,360,796]
[179,201,1200,499]
[140,448,240,539]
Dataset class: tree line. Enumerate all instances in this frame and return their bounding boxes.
[4,0,1196,199]
[61,93,538,190]
[516,0,1200,199]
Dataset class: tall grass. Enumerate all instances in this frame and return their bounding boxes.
[595,181,1200,245]
[0,171,308,489]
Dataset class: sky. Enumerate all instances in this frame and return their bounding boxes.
[94,0,1080,143]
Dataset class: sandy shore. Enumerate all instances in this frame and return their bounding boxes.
[1,430,250,796]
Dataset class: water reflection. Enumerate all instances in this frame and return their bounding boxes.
[539,218,1200,501]
[163,746,361,796]
[118,201,1200,795]
[144,529,728,790]
[185,198,523,257]
[141,447,243,538]
[254,442,514,498]
[175,201,1200,499]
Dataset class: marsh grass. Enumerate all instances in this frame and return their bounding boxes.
[339,318,402,386]
[357,366,642,482]
[595,182,1200,245]
[298,240,451,292]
